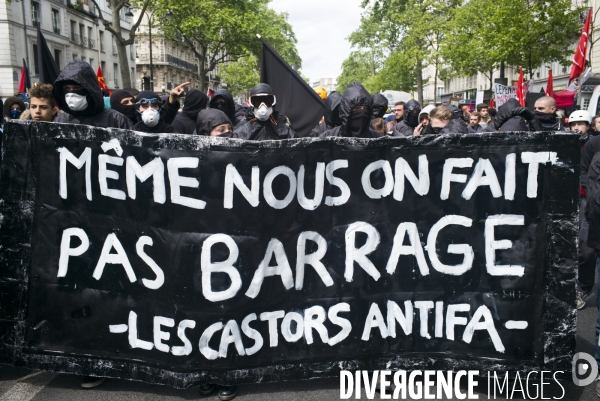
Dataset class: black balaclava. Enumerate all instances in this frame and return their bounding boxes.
[211,95,230,116]
[403,99,421,128]
[110,89,136,122]
[347,108,372,138]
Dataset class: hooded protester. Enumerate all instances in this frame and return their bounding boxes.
[392,99,421,137]
[3,96,26,120]
[196,109,233,137]
[320,81,382,139]
[110,89,137,124]
[310,91,342,137]
[132,90,177,133]
[493,98,531,132]
[53,60,131,129]
[209,89,237,127]
[171,89,208,135]
[371,93,388,119]
[233,83,295,140]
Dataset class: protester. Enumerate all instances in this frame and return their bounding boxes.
[3,96,26,120]
[413,105,452,136]
[27,84,58,122]
[131,90,178,133]
[569,110,592,138]
[370,118,387,136]
[440,104,468,134]
[53,60,131,129]
[171,89,208,135]
[392,99,420,137]
[386,101,405,131]
[477,103,491,126]
[209,89,237,127]
[494,99,531,132]
[233,83,296,140]
[310,91,342,137]
[532,96,565,131]
[419,105,435,127]
[371,93,388,119]
[593,115,600,133]
[110,89,137,124]
[196,108,233,137]
[320,81,381,138]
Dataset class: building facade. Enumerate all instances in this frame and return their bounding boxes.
[0,0,134,98]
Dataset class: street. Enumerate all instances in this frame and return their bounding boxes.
[0,292,599,401]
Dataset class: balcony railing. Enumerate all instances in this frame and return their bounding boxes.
[138,54,198,74]
[81,37,88,47]
[32,20,40,28]
[89,39,95,49]
[71,33,80,44]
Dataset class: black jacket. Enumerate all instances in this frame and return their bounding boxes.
[581,135,600,188]
[310,91,342,137]
[494,99,530,132]
[371,93,388,119]
[209,89,237,127]
[440,118,468,134]
[196,108,232,136]
[321,82,382,139]
[392,99,421,137]
[53,60,131,129]
[171,89,208,135]
[586,152,600,249]
[233,110,296,140]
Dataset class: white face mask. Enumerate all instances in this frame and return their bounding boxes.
[254,104,273,121]
[141,108,160,127]
[65,93,88,111]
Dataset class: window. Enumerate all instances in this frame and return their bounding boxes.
[72,54,78,61]
[114,63,118,87]
[101,61,106,74]
[88,27,93,48]
[32,44,39,75]
[54,49,61,70]
[89,58,94,69]
[52,9,60,34]
[31,1,40,27]
[70,20,76,42]
[584,98,590,110]
[99,31,104,52]
[79,24,85,46]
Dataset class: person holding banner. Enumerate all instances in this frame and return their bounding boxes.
[310,91,342,137]
[234,83,296,140]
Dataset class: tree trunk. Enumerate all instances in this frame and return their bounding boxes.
[198,44,207,92]
[416,56,423,105]
[489,69,493,90]
[108,0,132,88]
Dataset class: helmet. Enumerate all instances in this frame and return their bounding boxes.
[314,87,327,100]
[568,110,592,124]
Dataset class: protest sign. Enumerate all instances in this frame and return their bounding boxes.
[0,121,579,387]
[494,84,517,107]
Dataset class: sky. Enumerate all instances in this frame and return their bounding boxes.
[269,0,365,84]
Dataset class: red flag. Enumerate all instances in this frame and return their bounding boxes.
[516,66,526,107]
[96,65,112,96]
[569,8,592,85]
[488,97,495,109]
[207,88,214,98]
[18,59,31,93]
[546,70,554,97]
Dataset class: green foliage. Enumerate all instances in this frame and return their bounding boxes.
[221,56,260,96]
[157,0,301,90]
[336,51,379,93]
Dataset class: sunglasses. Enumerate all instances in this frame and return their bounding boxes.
[250,94,276,108]
[136,98,160,107]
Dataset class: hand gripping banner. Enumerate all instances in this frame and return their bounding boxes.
[0,121,579,388]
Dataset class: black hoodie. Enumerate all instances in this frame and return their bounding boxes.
[320,82,381,139]
[132,90,177,133]
[196,108,233,136]
[392,99,421,137]
[310,91,342,137]
[209,89,237,127]
[110,89,137,123]
[53,60,131,129]
[494,99,530,132]
[233,83,296,140]
[171,89,208,135]
[371,93,388,119]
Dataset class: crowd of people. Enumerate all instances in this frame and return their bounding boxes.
[4,59,600,399]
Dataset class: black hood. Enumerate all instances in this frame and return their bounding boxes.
[339,81,373,137]
[371,93,388,119]
[445,104,464,120]
[182,89,208,117]
[494,98,522,129]
[196,108,232,136]
[210,89,236,123]
[251,83,274,96]
[324,91,342,127]
[110,89,136,122]
[402,99,421,127]
[3,96,26,118]
[53,60,103,117]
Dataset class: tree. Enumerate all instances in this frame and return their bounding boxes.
[158,0,301,91]
[336,51,380,93]
[88,0,155,88]
[220,56,260,97]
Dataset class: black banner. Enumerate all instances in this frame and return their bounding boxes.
[0,121,578,388]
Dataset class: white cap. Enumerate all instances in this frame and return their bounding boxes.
[419,105,435,117]
[568,110,592,124]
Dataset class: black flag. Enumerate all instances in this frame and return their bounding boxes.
[37,26,60,84]
[259,36,324,138]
